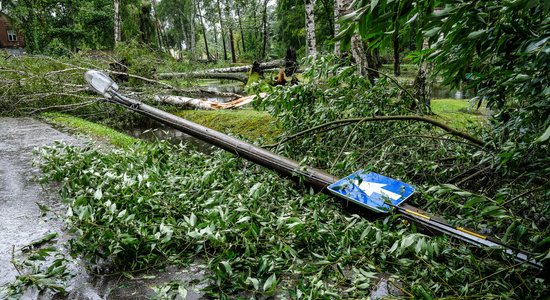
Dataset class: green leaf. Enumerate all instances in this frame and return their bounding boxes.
[263,273,277,291]
[424,27,440,37]
[246,277,260,290]
[221,261,233,275]
[94,188,103,200]
[525,36,550,53]
[467,29,487,39]
[370,0,379,12]
[536,125,550,142]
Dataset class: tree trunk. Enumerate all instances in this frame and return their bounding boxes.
[217,0,228,60]
[224,0,237,63]
[333,0,344,54]
[237,6,246,53]
[189,0,196,59]
[229,29,237,63]
[196,0,210,59]
[305,0,317,58]
[393,33,400,76]
[158,60,284,76]
[154,93,267,110]
[392,2,402,76]
[157,72,248,83]
[213,24,219,59]
[261,0,268,59]
[114,0,121,44]
[350,35,368,76]
[413,38,433,113]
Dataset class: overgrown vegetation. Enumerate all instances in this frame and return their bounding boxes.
[35,141,547,299]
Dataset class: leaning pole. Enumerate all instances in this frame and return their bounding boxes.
[84,70,543,270]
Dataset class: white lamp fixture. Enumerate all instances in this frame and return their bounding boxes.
[84,70,119,98]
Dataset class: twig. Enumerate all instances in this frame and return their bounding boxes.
[330,119,367,171]
[469,261,525,287]
[501,184,548,207]
[456,166,492,186]
[264,115,488,149]
[364,66,418,105]
[447,163,488,184]
[11,245,22,276]
[28,99,101,114]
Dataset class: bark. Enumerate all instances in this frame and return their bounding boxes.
[114,0,121,44]
[217,0,228,60]
[392,1,403,76]
[157,72,248,83]
[305,0,317,58]
[237,6,246,53]
[261,0,268,59]
[333,0,344,54]
[350,35,368,76]
[224,0,237,63]
[158,59,284,75]
[285,47,298,77]
[154,93,267,110]
[213,24,219,59]
[196,0,210,59]
[229,28,237,63]
[189,0,196,59]
[393,35,400,76]
[413,38,433,113]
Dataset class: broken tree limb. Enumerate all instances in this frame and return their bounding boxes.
[156,72,249,83]
[154,93,267,110]
[264,115,488,149]
[105,70,242,98]
[157,59,285,77]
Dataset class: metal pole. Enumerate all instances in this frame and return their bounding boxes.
[114,92,340,191]
[85,71,543,270]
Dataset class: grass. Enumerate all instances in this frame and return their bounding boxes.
[431,98,488,131]
[175,109,281,142]
[41,112,139,148]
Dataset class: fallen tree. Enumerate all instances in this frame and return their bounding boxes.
[156,72,248,83]
[158,60,285,77]
[154,93,267,110]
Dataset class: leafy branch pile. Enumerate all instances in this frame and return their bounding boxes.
[36,140,547,298]
[251,46,550,253]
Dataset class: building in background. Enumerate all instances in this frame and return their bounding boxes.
[0,12,25,55]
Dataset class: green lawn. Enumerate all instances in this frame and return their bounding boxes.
[175,109,281,142]
[431,98,488,130]
[41,112,139,148]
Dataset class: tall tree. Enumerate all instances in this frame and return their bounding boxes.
[196,0,210,59]
[260,0,268,59]
[216,0,228,60]
[304,0,316,58]
[114,0,121,44]
[224,0,237,62]
[236,4,246,53]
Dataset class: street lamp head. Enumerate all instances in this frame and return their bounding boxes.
[84,70,119,98]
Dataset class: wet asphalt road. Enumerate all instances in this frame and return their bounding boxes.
[0,117,83,287]
[0,117,208,299]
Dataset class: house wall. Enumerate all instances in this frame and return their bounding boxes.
[0,14,25,49]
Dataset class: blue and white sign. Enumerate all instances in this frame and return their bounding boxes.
[328,171,415,213]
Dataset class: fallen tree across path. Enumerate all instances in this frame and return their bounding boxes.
[154,93,267,110]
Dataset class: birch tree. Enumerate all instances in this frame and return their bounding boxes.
[304,0,316,58]
[114,0,121,44]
